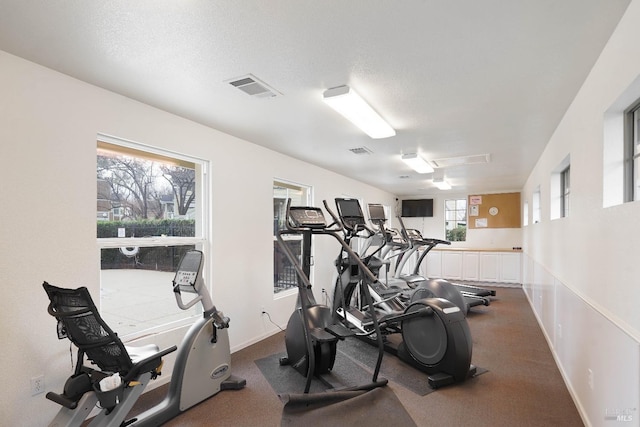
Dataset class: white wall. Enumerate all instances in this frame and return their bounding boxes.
[399,193,522,249]
[0,51,394,426]
[522,1,640,425]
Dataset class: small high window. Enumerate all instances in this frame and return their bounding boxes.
[561,165,570,217]
[627,104,640,201]
[603,77,640,208]
[550,155,570,220]
[532,186,541,224]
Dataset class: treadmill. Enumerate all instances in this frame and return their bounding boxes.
[395,216,495,301]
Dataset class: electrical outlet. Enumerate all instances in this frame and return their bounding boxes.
[31,375,45,396]
[261,307,266,315]
[587,368,594,390]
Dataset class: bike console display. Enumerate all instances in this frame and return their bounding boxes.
[288,206,327,229]
[173,250,203,294]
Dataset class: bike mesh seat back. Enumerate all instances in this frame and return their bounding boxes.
[43,282,134,375]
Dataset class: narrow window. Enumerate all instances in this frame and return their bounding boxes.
[445,198,467,241]
[631,106,640,201]
[273,179,312,294]
[532,187,541,224]
[560,165,570,217]
[97,136,208,338]
[603,77,640,207]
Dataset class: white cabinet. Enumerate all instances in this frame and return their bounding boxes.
[424,250,441,278]
[425,250,521,284]
[479,253,500,282]
[442,252,463,280]
[462,252,479,281]
[500,253,521,283]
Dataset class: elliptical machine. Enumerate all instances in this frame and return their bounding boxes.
[337,199,467,314]
[277,200,388,393]
[332,198,476,388]
[43,250,245,427]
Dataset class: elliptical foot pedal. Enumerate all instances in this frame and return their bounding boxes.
[427,372,454,389]
[325,323,355,339]
[310,327,339,342]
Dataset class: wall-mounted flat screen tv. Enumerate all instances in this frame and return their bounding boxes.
[401,199,434,217]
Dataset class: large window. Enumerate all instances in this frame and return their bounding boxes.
[273,180,311,294]
[97,136,208,338]
[445,198,466,241]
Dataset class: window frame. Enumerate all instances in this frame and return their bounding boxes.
[560,165,570,218]
[625,102,640,202]
[273,178,312,296]
[444,198,467,242]
[96,134,210,340]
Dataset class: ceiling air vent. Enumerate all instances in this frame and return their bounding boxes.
[429,153,490,168]
[348,146,373,155]
[227,74,280,98]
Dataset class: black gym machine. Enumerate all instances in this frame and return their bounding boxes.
[331,198,476,388]
[278,200,476,391]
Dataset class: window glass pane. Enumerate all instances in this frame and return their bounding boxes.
[273,180,311,294]
[100,245,199,337]
[274,239,301,293]
[444,198,466,241]
[635,108,640,200]
[97,143,197,236]
[560,165,570,218]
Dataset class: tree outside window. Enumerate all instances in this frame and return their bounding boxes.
[97,138,207,338]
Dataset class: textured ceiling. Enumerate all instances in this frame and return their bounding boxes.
[0,0,631,195]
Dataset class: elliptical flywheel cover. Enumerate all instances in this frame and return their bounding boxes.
[401,300,448,366]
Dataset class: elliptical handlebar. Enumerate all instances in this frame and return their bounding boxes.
[425,237,452,246]
[322,199,346,232]
[396,215,452,248]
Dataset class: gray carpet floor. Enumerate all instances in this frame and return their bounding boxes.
[118,285,583,426]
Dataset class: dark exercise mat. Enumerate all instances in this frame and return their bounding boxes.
[255,336,487,397]
[280,386,417,427]
[337,335,488,396]
[254,351,382,395]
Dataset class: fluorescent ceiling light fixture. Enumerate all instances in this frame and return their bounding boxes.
[401,153,434,174]
[323,85,396,139]
[433,177,452,190]
[433,180,452,190]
